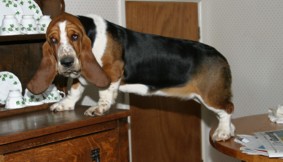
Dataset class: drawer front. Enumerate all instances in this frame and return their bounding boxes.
[4,129,119,162]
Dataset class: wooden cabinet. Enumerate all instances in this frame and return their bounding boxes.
[0,1,130,162]
[0,0,66,103]
[0,34,130,162]
[0,105,130,162]
[0,34,53,91]
[0,23,129,162]
[126,2,202,162]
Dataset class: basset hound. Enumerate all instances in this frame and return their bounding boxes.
[27,12,235,141]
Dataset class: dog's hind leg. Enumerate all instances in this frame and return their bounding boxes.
[197,63,235,141]
[204,100,235,141]
[193,85,235,141]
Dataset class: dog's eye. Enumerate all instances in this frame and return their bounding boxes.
[50,37,58,44]
[71,34,79,41]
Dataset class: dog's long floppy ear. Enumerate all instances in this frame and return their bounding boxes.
[27,42,57,94]
[80,35,111,88]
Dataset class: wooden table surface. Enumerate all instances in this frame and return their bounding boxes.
[210,114,283,162]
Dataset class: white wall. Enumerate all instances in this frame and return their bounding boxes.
[201,0,283,161]
[65,0,125,25]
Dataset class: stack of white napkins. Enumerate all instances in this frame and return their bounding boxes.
[268,105,283,123]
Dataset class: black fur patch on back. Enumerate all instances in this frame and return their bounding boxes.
[106,22,225,90]
[77,15,96,46]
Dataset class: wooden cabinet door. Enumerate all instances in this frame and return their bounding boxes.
[126,2,202,162]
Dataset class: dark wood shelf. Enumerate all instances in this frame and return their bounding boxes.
[0,104,51,118]
[0,34,45,44]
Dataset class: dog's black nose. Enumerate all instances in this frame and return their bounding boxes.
[60,56,74,67]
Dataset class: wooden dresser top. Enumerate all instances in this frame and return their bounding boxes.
[0,105,130,145]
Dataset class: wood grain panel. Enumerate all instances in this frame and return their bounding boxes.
[5,130,119,162]
[0,43,43,91]
[126,2,199,40]
[126,2,201,162]
[130,96,201,162]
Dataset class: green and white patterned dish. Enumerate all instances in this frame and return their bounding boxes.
[0,71,22,104]
[0,0,23,26]
[16,0,42,21]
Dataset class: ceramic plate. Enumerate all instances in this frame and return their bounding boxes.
[0,0,23,26]
[16,0,42,21]
[0,71,22,104]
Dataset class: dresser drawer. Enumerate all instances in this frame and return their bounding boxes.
[0,107,130,162]
[4,128,119,162]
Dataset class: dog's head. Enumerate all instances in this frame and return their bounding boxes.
[27,12,110,94]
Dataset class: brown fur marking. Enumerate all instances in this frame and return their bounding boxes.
[101,33,124,82]
[161,58,234,114]
[71,79,81,89]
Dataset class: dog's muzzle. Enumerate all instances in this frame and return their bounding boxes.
[60,56,74,67]
[57,45,81,78]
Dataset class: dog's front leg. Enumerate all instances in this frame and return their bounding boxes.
[50,79,85,112]
[84,80,120,116]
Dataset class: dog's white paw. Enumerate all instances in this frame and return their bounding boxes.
[84,105,108,116]
[212,123,235,141]
[84,106,101,116]
[50,98,75,112]
[84,99,111,116]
